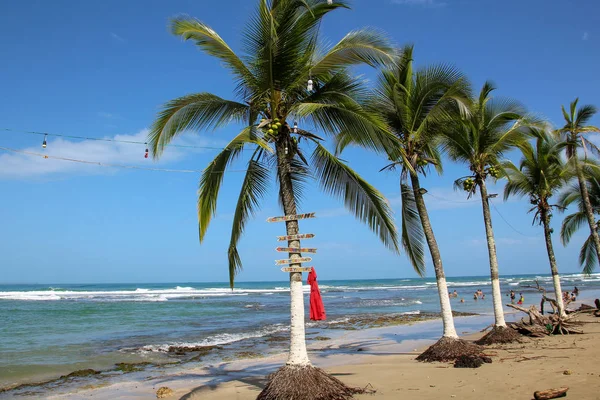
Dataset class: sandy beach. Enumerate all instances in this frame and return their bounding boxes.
[34,308,600,400]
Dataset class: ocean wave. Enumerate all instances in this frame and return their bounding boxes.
[0,286,288,302]
[357,299,422,307]
[131,324,289,353]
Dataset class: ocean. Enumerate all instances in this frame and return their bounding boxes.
[1,273,599,393]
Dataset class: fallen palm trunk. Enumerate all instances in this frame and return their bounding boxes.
[507,303,583,335]
[533,387,568,400]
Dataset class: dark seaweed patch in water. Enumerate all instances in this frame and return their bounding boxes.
[0,369,102,396]
[167,344,222,356]
[115,362,152,373]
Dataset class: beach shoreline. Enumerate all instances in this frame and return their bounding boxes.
[1,276,598,399]
[62,311,600,400]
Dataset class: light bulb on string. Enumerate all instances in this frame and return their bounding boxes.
[327,0,333,4]
[285,146,289,155]
[42,134,47,149]
[293,121,298,134]
[307,79,313,91]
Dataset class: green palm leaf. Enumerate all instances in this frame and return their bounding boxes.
[579,235,599,275]
[311,143,399,252]
[197,127,268,243]
[228,158,270,288]
[400,184,425,275]
[560,212,588,245]
[149,93,250,157]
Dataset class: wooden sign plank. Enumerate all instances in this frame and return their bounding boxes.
[267,213,315,223]
[275,257,312,266]
[281,267,313,273]
[276,247,317,254]
[277,233,315,241]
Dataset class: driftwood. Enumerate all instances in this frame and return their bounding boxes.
[533,387,568,400]
[506,303,583,335]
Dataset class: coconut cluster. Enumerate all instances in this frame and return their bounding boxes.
[488,165,499,178]
[262,118,284,136]
[463,178,475,191]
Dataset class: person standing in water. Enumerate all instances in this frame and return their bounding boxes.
[517,293,524,305]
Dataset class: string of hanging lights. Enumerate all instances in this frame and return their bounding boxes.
[1,128,237,154]
[0,146,249,174]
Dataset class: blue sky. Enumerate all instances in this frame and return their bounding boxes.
[1,0,599,284]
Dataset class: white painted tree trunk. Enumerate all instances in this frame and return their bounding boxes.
[275,139,311,367]
[436,275,458,338]
[478,178,507,328]
[541,207,566,318]
[410,174,458,339]
[288,276,310,365]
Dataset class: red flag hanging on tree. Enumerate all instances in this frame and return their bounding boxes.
[307,267,326,321]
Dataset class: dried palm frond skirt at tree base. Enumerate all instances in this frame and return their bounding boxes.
[475,325,521,345]
[256,365,371,400]
[416,337,483,362]
[453,354,492,368]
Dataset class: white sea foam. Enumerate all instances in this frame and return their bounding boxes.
[132,324,289,353]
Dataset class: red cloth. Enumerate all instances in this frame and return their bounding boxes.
[307,267,326,321]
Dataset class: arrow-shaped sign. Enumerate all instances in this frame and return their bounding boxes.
[277,233,315,242]
[275,257,312,266]
[281,267,313,273]
[276,247,317,254]
[267,213,315,223]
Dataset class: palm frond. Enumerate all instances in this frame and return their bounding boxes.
[227,158,270,288]
[579,234,599,275]
[311,143,399,252]
[149,93,250,157]
[575,104,598,127]
[197,127,264,243]
[400,184,425,275]
[560,211,588,245]
[310,29,397,76]
[171,16,255,90]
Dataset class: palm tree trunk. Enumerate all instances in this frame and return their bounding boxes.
[540,206,566,318]
[276,139,310,366]
[477,177,506,327]
[410,173,458,338]
[573,154,600,266]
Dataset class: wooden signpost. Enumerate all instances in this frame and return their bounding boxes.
[281,267,313,273]
[267,213,315,223]
[276,247,317,254]
[276,233,315,241]
[275,257,312,266]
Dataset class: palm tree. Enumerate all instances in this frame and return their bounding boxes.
[148,1,399,398]
[339,45,478,361]
[557,99,600,273]
[502,128,573,317]
[439,82,529,343]
[560,165,600,274]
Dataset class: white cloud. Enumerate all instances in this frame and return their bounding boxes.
[110,32,125,42]
[582,32,589,41]
[0,129,226,179]
[391,0,446,7]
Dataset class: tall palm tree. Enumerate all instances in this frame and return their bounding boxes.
[503,128,573,317]
[557,99,600,273]
[148,1,399,398]
[439,82,529,343]
[339,45,477,361]
[560,164,600,274]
